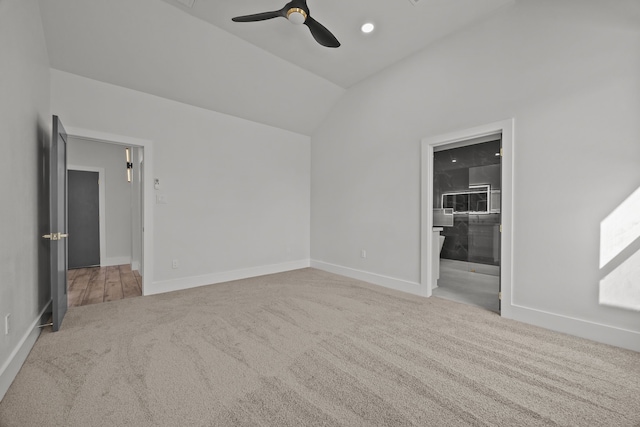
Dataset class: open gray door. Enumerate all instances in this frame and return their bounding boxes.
[43,116,69,331]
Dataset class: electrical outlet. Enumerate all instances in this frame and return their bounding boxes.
[172,259,179,269]
[4,314,10,335]
[361,249,367,259]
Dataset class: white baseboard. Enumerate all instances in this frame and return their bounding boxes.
[311,261,639,352]
[505,303,640,352]
[102,256,131,267]
[143,257,640,352]
[311,260,422,296]
[0,302,50,402]
[147,259,311,296]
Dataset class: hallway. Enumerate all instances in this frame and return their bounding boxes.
[67,264,142,307]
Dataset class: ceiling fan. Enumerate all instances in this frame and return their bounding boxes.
[231,0,340,48]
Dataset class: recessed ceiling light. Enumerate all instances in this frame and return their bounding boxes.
[451,159,457,163]
[361,23,375,34]
[495,152,500,156]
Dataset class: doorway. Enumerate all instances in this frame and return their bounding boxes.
[67,139,144,306]
[63,126,154,299]
[68,169,101,269]
[432,138,501,312]
[421,119,514,317]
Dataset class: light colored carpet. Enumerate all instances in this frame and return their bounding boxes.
[1,268,639,426]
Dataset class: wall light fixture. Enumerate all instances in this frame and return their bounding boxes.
[126,147,133,182]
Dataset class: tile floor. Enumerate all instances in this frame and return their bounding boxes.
[432,259,500,313]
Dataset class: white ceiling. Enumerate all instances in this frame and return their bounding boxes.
[38,0,514,135]
[161,0,514,88]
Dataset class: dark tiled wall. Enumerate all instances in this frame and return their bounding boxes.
[434,141,501,266]
[433,168,468,207]
[441,213,500,265]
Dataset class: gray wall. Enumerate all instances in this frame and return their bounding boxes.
[0,0,51,399]
[311,0,640,349]
[67,137,133,265]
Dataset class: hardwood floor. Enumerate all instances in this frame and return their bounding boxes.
[67,264,142,307]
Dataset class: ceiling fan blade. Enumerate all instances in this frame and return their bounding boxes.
[232,10,284,22]
[304,17,340,48]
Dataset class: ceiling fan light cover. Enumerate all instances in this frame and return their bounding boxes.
[287,8,307,24]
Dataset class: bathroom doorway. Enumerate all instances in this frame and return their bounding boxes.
[421,119,514,316]
[432,137,501,313]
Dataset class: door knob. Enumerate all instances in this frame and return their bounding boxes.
[42,232,68,240]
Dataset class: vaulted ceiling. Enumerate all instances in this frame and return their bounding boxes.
[38,0,514,135]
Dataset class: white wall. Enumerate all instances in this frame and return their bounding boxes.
[311,0,640,350]
[67,137,133,265]
[51,70,311,295]
[0,0,51,400]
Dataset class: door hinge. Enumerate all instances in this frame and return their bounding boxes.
[498,292,502,301]
[500,148,503,157]
[500,224,502,233]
